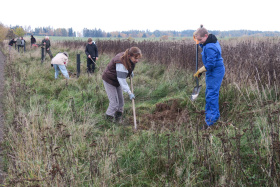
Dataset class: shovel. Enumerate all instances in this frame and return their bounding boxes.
[191,38,202,101]
[90,57,97,66]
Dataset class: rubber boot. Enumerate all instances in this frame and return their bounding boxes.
[106,114,114,122]
[115,111,123,123]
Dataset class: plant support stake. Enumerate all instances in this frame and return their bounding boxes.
[77,54,80,77]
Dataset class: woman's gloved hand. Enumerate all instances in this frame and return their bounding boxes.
[129,93,135,100]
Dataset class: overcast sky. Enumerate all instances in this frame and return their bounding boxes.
[1,0,279,33]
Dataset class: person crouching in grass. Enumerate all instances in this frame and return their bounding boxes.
[102,47,142,123]
[51,52,70,80]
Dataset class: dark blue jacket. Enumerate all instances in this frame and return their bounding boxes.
[85,43,98,58]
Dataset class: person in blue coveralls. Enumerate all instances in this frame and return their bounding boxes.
[193,25,225,130]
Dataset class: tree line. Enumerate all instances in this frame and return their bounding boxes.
[8,25,76,37]
[4,24,280,39]
[83,28,280,38]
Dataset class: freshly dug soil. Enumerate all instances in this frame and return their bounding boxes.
[137,99,189,130]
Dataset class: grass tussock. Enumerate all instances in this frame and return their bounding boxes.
[1,38,280,186]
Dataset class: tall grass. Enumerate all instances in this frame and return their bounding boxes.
[1,37,280,186]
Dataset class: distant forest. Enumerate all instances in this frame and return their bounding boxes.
[10,25,280,38]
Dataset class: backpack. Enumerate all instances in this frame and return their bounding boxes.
[16,39,21,45]
[31,37,36,43]
[21,40,25,45]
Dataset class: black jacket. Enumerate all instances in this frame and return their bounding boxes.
[31,36,36,44]
[85,43,98,58]
[9,39,15,46]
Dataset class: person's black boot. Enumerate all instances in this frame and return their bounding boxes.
[115,111,123,123]
[106,114,114,122]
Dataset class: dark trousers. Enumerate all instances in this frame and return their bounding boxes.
[17,45,25,52]
[87,57,96,73]
[46,49,53,59]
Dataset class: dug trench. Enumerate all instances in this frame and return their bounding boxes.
[128,99,189,130]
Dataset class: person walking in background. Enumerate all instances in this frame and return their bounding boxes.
[8,38,16,52]
[31,35,36,47]
[42,36,53,59]
[16,37,22,52]
[193,25,225,130]
[85,38,98,74]
[51,52,70,80]
[21,37,26,52]
[102,47,141,122]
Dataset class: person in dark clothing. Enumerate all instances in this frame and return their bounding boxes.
[31,35,36,47]
[8,38,15,46]
[42,36,53,59]
[85,38,98,73]
[8,38,16,52]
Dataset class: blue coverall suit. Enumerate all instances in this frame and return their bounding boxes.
[200,35,225,126]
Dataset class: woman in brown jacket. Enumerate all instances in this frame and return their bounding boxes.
[102,47,142,122]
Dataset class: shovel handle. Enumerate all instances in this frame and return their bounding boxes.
[90,57,97,65]
[130,77,137,130]
[195,77,199,87]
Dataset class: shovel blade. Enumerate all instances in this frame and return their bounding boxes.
[191,85,202,101]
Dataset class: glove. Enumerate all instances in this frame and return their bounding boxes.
[129,93,135,100]
[193,35,199,44]
[131,72,134,78]
[194,66,206,78]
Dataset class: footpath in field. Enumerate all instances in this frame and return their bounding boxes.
[0,50,5,183]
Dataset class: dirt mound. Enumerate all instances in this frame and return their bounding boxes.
[137,99,189,130]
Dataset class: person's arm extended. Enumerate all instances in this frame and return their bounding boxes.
[116,63,131,94]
